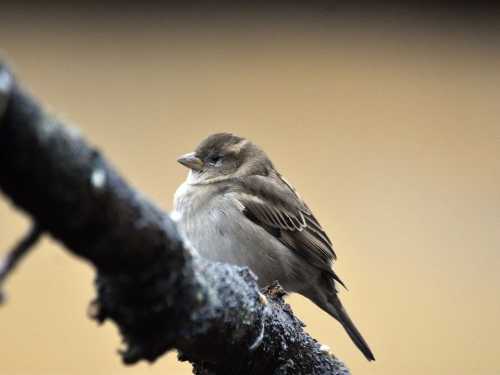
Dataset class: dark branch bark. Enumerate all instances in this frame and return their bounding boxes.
[0,62,350,375]
[0,223,42,303]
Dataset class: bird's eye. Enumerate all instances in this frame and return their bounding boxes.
[207,155,222,166]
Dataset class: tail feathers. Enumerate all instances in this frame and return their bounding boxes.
[324,294,375,361]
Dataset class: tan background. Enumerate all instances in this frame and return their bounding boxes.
[1,7,499,375]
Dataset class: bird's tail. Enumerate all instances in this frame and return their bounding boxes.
[320,291,375,361]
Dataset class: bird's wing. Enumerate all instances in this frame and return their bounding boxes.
[231,174,344,287]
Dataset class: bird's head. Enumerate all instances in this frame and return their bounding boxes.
[177,133,273,184]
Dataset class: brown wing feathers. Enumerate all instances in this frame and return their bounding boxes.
[234,174,345,288]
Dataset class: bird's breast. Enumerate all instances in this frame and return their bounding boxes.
[173,184,301,288]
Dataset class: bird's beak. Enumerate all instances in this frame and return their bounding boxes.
[177,152,204,171]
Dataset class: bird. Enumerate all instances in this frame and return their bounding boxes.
[173,132,375,361]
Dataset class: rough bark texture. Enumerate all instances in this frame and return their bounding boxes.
[0,62,350,375]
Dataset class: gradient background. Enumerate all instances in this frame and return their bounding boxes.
[1,4,499,375]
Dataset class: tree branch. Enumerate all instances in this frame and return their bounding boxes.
[0,62,349,375]
[0,223,42,303]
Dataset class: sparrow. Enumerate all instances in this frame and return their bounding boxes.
[173,133,375,361]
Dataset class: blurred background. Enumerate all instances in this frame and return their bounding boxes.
[0,3,499,375]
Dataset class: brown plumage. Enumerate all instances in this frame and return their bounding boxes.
[174,133,375,361]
